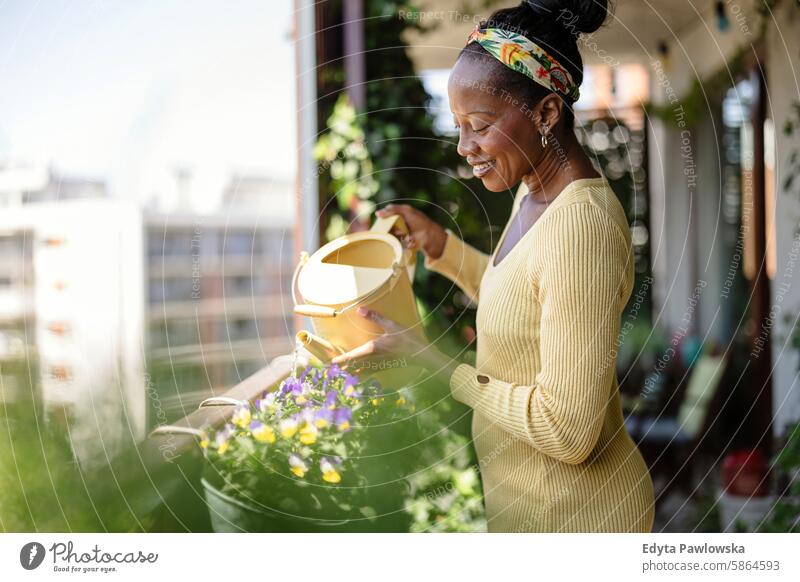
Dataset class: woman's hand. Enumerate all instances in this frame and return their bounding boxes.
[330,307,458,381]
[375,204,448,260]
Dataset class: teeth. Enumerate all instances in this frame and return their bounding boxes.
[474,161,494,171]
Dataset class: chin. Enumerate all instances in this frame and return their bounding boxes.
[480,173,514,192]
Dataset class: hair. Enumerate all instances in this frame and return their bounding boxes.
[458,0,611,130]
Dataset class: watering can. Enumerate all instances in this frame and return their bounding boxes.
[292,215,425,383]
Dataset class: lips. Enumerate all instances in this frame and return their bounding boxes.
[471,159,495,178]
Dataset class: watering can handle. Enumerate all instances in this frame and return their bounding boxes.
[291,251,309,307]
[370,213,409,236]
[371,214,417,282]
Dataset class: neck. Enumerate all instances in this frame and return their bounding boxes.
[520,131,597,203]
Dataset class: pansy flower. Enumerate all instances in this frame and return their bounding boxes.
[289,454,308,478]
[320,456,342,484]
[231,405,252,429]
[314,407,333,428]
[325,390,337,410]
[250,420,276,443]
[256,392,278,415]
[279,417,299,439]
[280,376,302,397]
[215,431,230,455]
[299,420,318,445]
[334,407,352,432]
[327,363,342,379]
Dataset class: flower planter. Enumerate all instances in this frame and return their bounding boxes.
[199,364,417,532]
[202,478,356,533]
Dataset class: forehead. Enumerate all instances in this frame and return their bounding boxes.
[447,58,504,113]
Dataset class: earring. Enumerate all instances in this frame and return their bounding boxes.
[540,126,548,148]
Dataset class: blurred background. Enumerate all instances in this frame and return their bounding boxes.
[1,0,799,533]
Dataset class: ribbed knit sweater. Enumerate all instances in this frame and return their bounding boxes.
[425,177,655,532]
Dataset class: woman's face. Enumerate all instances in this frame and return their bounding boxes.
[448,57,541,192]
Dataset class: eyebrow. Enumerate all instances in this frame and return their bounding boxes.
[453,109,497,116]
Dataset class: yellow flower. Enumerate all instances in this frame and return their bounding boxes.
[232,406,251,429]
[299,422,318,445]
[371,397,384,407]
[395,395,406,406]
[252,423,276,443]
[289,454,307,478]
[320,457,342,483]
[199,438,209,449]
[280,418,298,439]
[217,440,229,455]
[322,469,341,483]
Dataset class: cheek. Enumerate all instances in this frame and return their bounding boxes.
[485,129,531,171]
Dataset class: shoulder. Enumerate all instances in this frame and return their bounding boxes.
[535,179,630,247]
[529,180,632,279]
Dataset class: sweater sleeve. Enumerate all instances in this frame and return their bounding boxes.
[423,229,490,304]
[448,204,631,465]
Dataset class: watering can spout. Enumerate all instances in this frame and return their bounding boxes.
[296,330,344,363]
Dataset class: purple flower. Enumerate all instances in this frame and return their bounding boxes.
[343,373,358,388]
[314,407,334,428]
[334,407,352,431]
[325,390,337,410]
[280,376,302,396]
[327,363,342,379]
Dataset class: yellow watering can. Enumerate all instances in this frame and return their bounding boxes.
[292,215,424,382]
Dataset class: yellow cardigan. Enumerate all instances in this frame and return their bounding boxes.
[425,177,655,532]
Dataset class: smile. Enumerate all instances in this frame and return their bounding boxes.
[472,160,495,178]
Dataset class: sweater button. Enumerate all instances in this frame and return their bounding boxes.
[476,374,490,385]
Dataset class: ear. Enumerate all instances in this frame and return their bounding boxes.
[535,93,564,134]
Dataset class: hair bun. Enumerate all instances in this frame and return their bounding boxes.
[523,0,609,34]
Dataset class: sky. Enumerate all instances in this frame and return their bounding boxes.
[0,0,297,213]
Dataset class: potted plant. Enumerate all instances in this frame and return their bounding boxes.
[199,363,416,532]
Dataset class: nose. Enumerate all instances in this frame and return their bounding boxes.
[456,128,478,159]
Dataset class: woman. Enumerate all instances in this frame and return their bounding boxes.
[332,0,655,533]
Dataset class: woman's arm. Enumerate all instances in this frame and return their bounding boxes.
[446,204,632,465]
[424,230,490,304]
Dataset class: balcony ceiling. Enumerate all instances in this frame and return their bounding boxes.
[404,0,715,70]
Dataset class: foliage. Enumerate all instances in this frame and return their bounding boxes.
[782,100,800,201]
[404,426,487,533]
[645,46,749,128]
[0,376,142,532]
[313,98,380,240]
[756,422,800,532]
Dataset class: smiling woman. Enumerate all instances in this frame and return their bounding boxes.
[333,0,655,534]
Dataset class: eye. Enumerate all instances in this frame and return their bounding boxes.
[474,125,489,133]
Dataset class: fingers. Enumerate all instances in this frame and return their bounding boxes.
[356,306,398,332]
[330,340,375,366]
[375,203,401,217]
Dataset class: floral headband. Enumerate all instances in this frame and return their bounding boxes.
[466,26,580,102]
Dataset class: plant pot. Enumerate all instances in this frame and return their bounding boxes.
[203,477,290,532]
[202,478,366,533]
